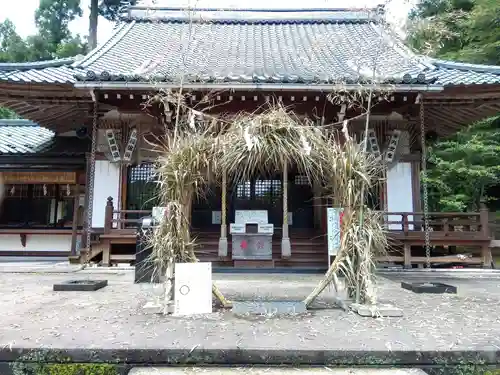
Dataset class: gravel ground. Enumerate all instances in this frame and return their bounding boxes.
[1,269,500,352]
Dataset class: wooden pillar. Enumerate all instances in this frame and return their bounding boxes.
[411,159,422,212]
[281,163,291,258]
[70,184,80,256]
[218,171,228,257]
[81,153,91,250]
[104,197,114,234]
[480,201,492,268]
[312,180,322,230]
[403,244,411,269]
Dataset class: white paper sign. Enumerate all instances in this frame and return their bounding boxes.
[327,208,343,256]
[229,223,246,234]
[235,210,268,224]
[174,262,212,316]
[152,206,168,223]
[212,211,221,224]
[257,223,274,234]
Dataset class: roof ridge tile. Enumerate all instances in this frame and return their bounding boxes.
[122,7,383,24]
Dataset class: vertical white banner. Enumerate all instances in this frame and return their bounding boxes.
[327,208,343,257]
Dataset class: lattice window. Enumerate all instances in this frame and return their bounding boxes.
[129,163,156,183]
[255,179,281,204]
[127,163,159,211]
[294,175,309,186]
[236,181,251,199]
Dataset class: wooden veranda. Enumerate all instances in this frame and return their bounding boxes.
[78,197,493,269]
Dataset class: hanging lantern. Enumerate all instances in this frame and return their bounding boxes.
[66,184,71,196]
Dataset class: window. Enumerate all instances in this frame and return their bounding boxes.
[255,179,282,204]
[236,181,251,199]
[126,163,159,211]
[294,175,310,186]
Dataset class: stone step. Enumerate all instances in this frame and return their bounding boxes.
[129,367,427,375]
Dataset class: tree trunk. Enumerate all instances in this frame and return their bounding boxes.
[89,0,99,50]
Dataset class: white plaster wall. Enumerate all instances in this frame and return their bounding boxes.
[0,235,72,252]
[386,162,414,230]
[91,160,121,228]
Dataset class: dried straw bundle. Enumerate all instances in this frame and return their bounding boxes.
[216,106,329,185]
[304,125,388,305]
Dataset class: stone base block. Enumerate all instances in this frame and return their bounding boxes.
[401,282,457,294]
[53,279,108,291]
[142,301,163,314]
[350,303,403,317]
[232,300,307,315]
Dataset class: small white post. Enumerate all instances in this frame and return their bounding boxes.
[218,171,228,257]
[281,163,291,258]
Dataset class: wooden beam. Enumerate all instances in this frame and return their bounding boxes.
[0,96,92,105]
[29,107,75,123]
[426,108,463,126]
[438,109,474,125]
[16,107,45,117]
[424,111,461,133]
[35,109,83,128]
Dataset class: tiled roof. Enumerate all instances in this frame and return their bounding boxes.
[0,119,89,156]
[0,57,84,84]
[424,59,500,85]
[71,6,500,86]
[0,120,54,154]
[74,7,435,85]
[1,7,499,88]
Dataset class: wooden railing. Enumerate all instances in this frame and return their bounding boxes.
[103,197,151,234]
[103,196,490,241]
[380,206,490,242]
[100,196,494,267]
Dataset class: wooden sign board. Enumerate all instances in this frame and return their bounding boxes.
[1,171,76,184]
[174,262,212,316]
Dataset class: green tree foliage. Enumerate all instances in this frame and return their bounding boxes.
[0,107,18,119]
[407,0,500,64]
[426,117,500,211]
[0,20,30,62]
[0,0,87,63]
[408,0,500,211]
[89,0,138,49]
[98,0,138,21]
[35,0,83,47]
[0,0,88,118]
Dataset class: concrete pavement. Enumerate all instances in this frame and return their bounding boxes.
[129,368,427,375]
